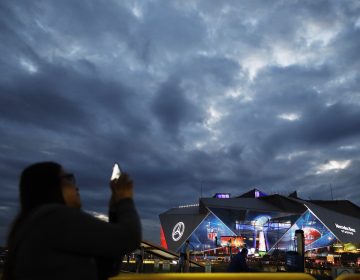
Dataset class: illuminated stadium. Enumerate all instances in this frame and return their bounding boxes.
[159,189,360,258]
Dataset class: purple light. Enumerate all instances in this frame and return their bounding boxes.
[214,193,230,199]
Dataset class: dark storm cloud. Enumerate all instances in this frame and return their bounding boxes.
[252,68,360,150]
[127,1,206,63]
[296,103,360,144]
[0,79,88,131]
[254,92,360,153]
[151,78,201,136]
[332,27,360,71]
[1,0,360,245]
[179,55,241,87]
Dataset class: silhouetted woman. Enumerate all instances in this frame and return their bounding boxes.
[2,162,141,280]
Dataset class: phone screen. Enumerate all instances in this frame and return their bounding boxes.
[111,163,121,181]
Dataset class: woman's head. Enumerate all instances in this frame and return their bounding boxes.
[3,162,81,280]
[19,162,81,211]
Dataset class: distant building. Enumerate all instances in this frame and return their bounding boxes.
[159,189,360,255]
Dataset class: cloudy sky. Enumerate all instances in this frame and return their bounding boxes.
[1,0,360,245]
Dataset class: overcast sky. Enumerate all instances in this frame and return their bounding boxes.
[1,0,360,246]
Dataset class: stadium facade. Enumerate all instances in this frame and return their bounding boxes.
[159,189,360,256]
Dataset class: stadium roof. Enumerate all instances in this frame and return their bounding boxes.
[161,206,200,215]
[200,197,282,212]
[235,188,267,198]
[259,194,306,213]
[161,190,360,219]
[308,200,360,219]
[303,201,360,244]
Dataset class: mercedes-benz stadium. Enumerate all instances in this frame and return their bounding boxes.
[159,189,360,258]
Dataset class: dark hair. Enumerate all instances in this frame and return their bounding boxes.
[241,248,248,255]
[3,162,65,280]
[19,162,65,211]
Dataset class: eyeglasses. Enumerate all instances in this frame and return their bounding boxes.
[60,173,76,185]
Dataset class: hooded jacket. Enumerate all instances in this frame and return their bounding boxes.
[11,198,141,280]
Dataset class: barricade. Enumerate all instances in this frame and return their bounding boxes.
[162,260,171,272]
[336,274,360,280]
[204,260,211,273]
[154,259,160,272]
[111,272,316,280]
[332,267,358,279]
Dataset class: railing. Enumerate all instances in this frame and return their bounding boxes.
[111,273,316,280]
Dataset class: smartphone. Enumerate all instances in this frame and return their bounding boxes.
[111,163,121,181]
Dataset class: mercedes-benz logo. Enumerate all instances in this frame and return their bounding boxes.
[172,222,185,241]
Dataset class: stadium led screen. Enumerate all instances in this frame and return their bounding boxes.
[187,212,235,251]
[186,210,296,253]
[270,210,337,252]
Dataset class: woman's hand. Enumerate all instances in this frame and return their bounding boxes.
[110,173,133,205]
